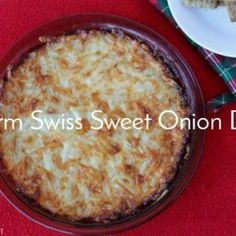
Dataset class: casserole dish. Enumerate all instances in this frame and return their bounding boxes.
[0,14,205,235]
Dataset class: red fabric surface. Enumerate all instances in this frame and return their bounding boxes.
[0,0,235,235]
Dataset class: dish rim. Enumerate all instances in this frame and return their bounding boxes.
[0,13,206,235]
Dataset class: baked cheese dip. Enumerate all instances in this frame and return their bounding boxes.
[0,30,189,222]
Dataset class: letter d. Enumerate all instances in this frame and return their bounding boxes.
[231,110,236,130]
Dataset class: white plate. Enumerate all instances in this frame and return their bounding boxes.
[167,0,236,57]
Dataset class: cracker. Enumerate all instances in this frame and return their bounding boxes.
[224,0,236,21]
[183,0,219,8]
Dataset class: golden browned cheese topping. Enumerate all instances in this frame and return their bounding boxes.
[0,31,188,221]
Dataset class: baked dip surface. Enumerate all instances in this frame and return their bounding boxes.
[0,31,188,222]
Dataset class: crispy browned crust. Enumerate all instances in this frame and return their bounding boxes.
[0,30,189,222]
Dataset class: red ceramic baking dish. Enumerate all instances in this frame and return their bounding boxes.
[0,14,205,235]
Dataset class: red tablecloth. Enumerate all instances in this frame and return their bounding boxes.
[0,0,235,235]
